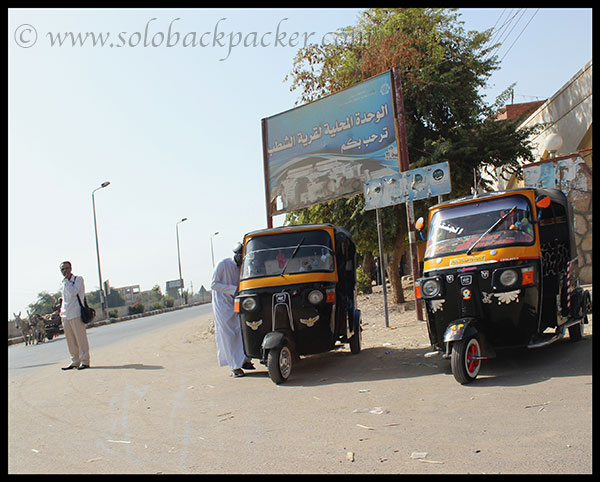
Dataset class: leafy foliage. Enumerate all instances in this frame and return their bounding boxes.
[128,302,145,315]
[284,8,541,303]
[27,291,61,316]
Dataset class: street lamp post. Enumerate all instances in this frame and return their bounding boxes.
[210,231,219,268]
[176,217,188,302]
[92,181,110,319]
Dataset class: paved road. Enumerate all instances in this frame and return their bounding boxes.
[8,304,213,377]
[8,306,592,474]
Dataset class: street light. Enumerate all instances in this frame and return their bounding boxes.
[92,181,110,319]
[176,217,188,302]
[210,231,220,268]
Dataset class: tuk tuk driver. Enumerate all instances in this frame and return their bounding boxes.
[211,242,255,377]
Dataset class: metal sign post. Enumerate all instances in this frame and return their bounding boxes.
[376,208,390,328]
[364,162,452,322]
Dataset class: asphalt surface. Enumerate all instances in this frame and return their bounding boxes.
[8,304,593,474]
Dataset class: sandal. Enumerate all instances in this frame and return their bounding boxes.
[231,368,245,377]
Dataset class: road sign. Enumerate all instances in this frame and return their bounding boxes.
[364,161,451,210]
[166,279,183,291]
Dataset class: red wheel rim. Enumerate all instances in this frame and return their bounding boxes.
[466,339,481,376]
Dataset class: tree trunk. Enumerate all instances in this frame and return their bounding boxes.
[387,233,406,304]
[361,251,374,294]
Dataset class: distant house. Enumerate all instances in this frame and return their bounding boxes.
[494,100,546,121]
[114,285,141,303]
[196,285,212,304]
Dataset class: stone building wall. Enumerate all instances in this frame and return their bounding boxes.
[569,168,593,285]
[523,153,592,285]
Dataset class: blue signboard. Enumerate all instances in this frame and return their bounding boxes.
[263,71,399,215]
[364,161,452,211]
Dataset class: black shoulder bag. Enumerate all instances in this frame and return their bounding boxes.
[76,287,96,324]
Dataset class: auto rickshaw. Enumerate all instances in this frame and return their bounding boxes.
[234,224,362,384]
[415,187,591,384]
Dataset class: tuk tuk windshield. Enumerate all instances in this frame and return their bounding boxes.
[425,195,535,259]
[241,229,335,279]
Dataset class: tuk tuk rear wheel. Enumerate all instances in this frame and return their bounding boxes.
[267,345,292,384]
[451,336,482,384]
[568,316,586,342]
[349,328,361,354]
[349,315,362,354]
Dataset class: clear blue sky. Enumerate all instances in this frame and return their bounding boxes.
[8,8,592,318]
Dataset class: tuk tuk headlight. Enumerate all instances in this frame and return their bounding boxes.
[307,290,324,304]
[422,278,441,298]
[241,297,258,311]
[499,269,518,287]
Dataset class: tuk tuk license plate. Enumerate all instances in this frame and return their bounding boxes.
[449,255,486,266]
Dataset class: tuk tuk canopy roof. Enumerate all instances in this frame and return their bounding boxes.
[431,187,569,212]
[244,224,354,247]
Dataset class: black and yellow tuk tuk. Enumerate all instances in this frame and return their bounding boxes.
[415,187,591,384]
[234,224,362,384]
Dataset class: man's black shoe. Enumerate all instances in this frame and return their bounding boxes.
[77,364,90,370]
[61,364,77,370]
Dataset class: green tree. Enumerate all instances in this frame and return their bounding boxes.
[285,8,540,303]
[28,291,61,315]
[141,285,164,306]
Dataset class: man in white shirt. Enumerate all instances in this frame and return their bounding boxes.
[59,261,91,370]
[211,243,254,377]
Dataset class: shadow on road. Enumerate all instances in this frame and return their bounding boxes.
[86,364,164,371]
[273,334,592,388]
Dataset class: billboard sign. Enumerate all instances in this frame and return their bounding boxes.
[364,161,452,211]
[262,71,399,216]
[166,279,183,291]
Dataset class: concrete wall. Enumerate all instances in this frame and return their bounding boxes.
[519,60,592,159]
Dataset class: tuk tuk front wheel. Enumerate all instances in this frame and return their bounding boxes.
[267,345,292,384]
[451,336,482,384]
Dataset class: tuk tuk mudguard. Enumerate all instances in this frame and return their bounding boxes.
[443,318,477,342]
[260,331,292,364]
[261,330,289,350]
[442,318,496,359]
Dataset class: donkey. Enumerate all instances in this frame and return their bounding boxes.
[28,312,47,344]
[14,312,34,346]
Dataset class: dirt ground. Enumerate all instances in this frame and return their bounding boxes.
[8,281,593,474]
[357,281,426,348]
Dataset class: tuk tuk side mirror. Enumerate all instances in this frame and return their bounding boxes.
[535,195,551,223]
[536,195,551,209]
[415,217,426,241]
